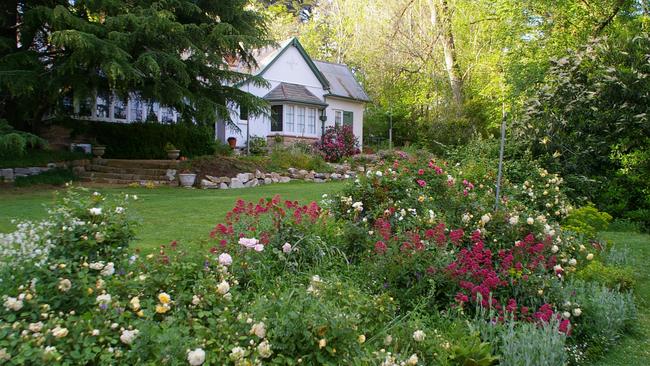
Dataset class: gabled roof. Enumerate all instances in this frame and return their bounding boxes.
[314,60,371,102]
[263,82,327,106]
[234,38,370,103]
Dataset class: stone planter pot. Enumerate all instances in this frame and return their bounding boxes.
[167,149,181,160]
[178,173,196,188]
[92,145,106,158]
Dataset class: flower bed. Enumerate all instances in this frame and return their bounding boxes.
[0,151,638,365]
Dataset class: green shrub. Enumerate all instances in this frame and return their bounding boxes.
[575,261,635,291]
[497,320,568,366]
[563,280,637,360]
[0,119,47,158]
[266,145,332,172]
[563,204,612,238]
[211,140,233,156]
[13,168,77,187]
[247,135,268,156]
[0,149,88,168]
[55,119,215,159]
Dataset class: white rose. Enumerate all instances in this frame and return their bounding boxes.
[282,243,292,254]
[563,311,571,319]
[217,280,230,295]
[100,262,115,276]
[89,261,105,270]
[586,253,594,260]
[527,217,534,225]
[568,258,577,266]
[192,295,201,305]
[573,308,582,317]
[480,214,491,225]
[407,353,419,365]
[229,347,245,361]
[218,253,232,266]
[412,330,426,342]
[509,216,519,225]
[96,294,112,306]
[551,245,559,253]
[254,244,265,252]
[120,329,139,345]
[3,297,23,311]
[58,278,72,292]
[91,329,100,336]
[257,340,272,358]
[89,207,102,216]
[187,348,206,365]
[52,326,69,338]
[28,322,43,333]
[250,322,266,338]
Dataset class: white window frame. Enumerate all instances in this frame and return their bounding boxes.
[334,110,343,126]
[285,105,295,132]
[297,106,306,134]
[307,108,316,134]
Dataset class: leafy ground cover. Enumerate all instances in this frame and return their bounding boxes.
[0,149,89,168]
[0,181,346,252]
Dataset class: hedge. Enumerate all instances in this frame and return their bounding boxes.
[54,119,215,159]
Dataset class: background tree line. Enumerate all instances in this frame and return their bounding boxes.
[261,0,649,229]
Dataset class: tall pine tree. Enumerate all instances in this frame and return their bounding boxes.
[0,0,271,130]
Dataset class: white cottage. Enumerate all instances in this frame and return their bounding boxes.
[217,37,370,148]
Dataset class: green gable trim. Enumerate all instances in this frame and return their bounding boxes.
[256,38,330,90]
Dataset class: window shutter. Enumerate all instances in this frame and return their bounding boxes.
[343,111,353,126]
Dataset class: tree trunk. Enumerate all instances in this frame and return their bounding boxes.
[429,0,463,107]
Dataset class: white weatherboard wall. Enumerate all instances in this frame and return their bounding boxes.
[325,96,364,150]
[223,45,328,146]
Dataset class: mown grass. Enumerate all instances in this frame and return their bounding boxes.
[0,181,346,252]
[593,231,650,365]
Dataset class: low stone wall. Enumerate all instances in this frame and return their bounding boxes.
[200,165,364,189]
[0,160,89,182]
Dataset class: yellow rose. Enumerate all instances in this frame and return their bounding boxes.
[158,292,171,304]
[137,310,144,317]
[155,304,169,314]
[318,339,327,349]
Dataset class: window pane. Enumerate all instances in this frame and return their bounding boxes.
[271,105,283,132]
[95,93,109,119]
[297,106,305,134]
[285,105,294,132]
[308,108,316,134]
[130,97,144,122]
[161,107,175,123]
[78,97,93,117]
[145,101,159,122]
[113,97,127,120]
[343,111,353,126]
[335,110,342,126]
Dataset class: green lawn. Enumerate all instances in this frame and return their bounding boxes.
[593,231,650,365]
[0,181,346,252]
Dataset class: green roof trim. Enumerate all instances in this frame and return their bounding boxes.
[256,38,331,90]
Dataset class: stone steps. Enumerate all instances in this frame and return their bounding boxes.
[88,164,172,176]
[78,176,172,185]
[94,159,180,169]
[80,158,178,186]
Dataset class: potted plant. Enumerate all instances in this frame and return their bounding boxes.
[227,137,237,149]
[178,162,196,188]
[91,143,106,158]
[165,142,181,160]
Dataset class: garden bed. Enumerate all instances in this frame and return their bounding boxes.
[0,151,639,365]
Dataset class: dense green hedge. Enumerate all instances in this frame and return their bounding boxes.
[55,119,215,159]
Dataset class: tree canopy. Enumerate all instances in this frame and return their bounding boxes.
[0,0,272,129]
